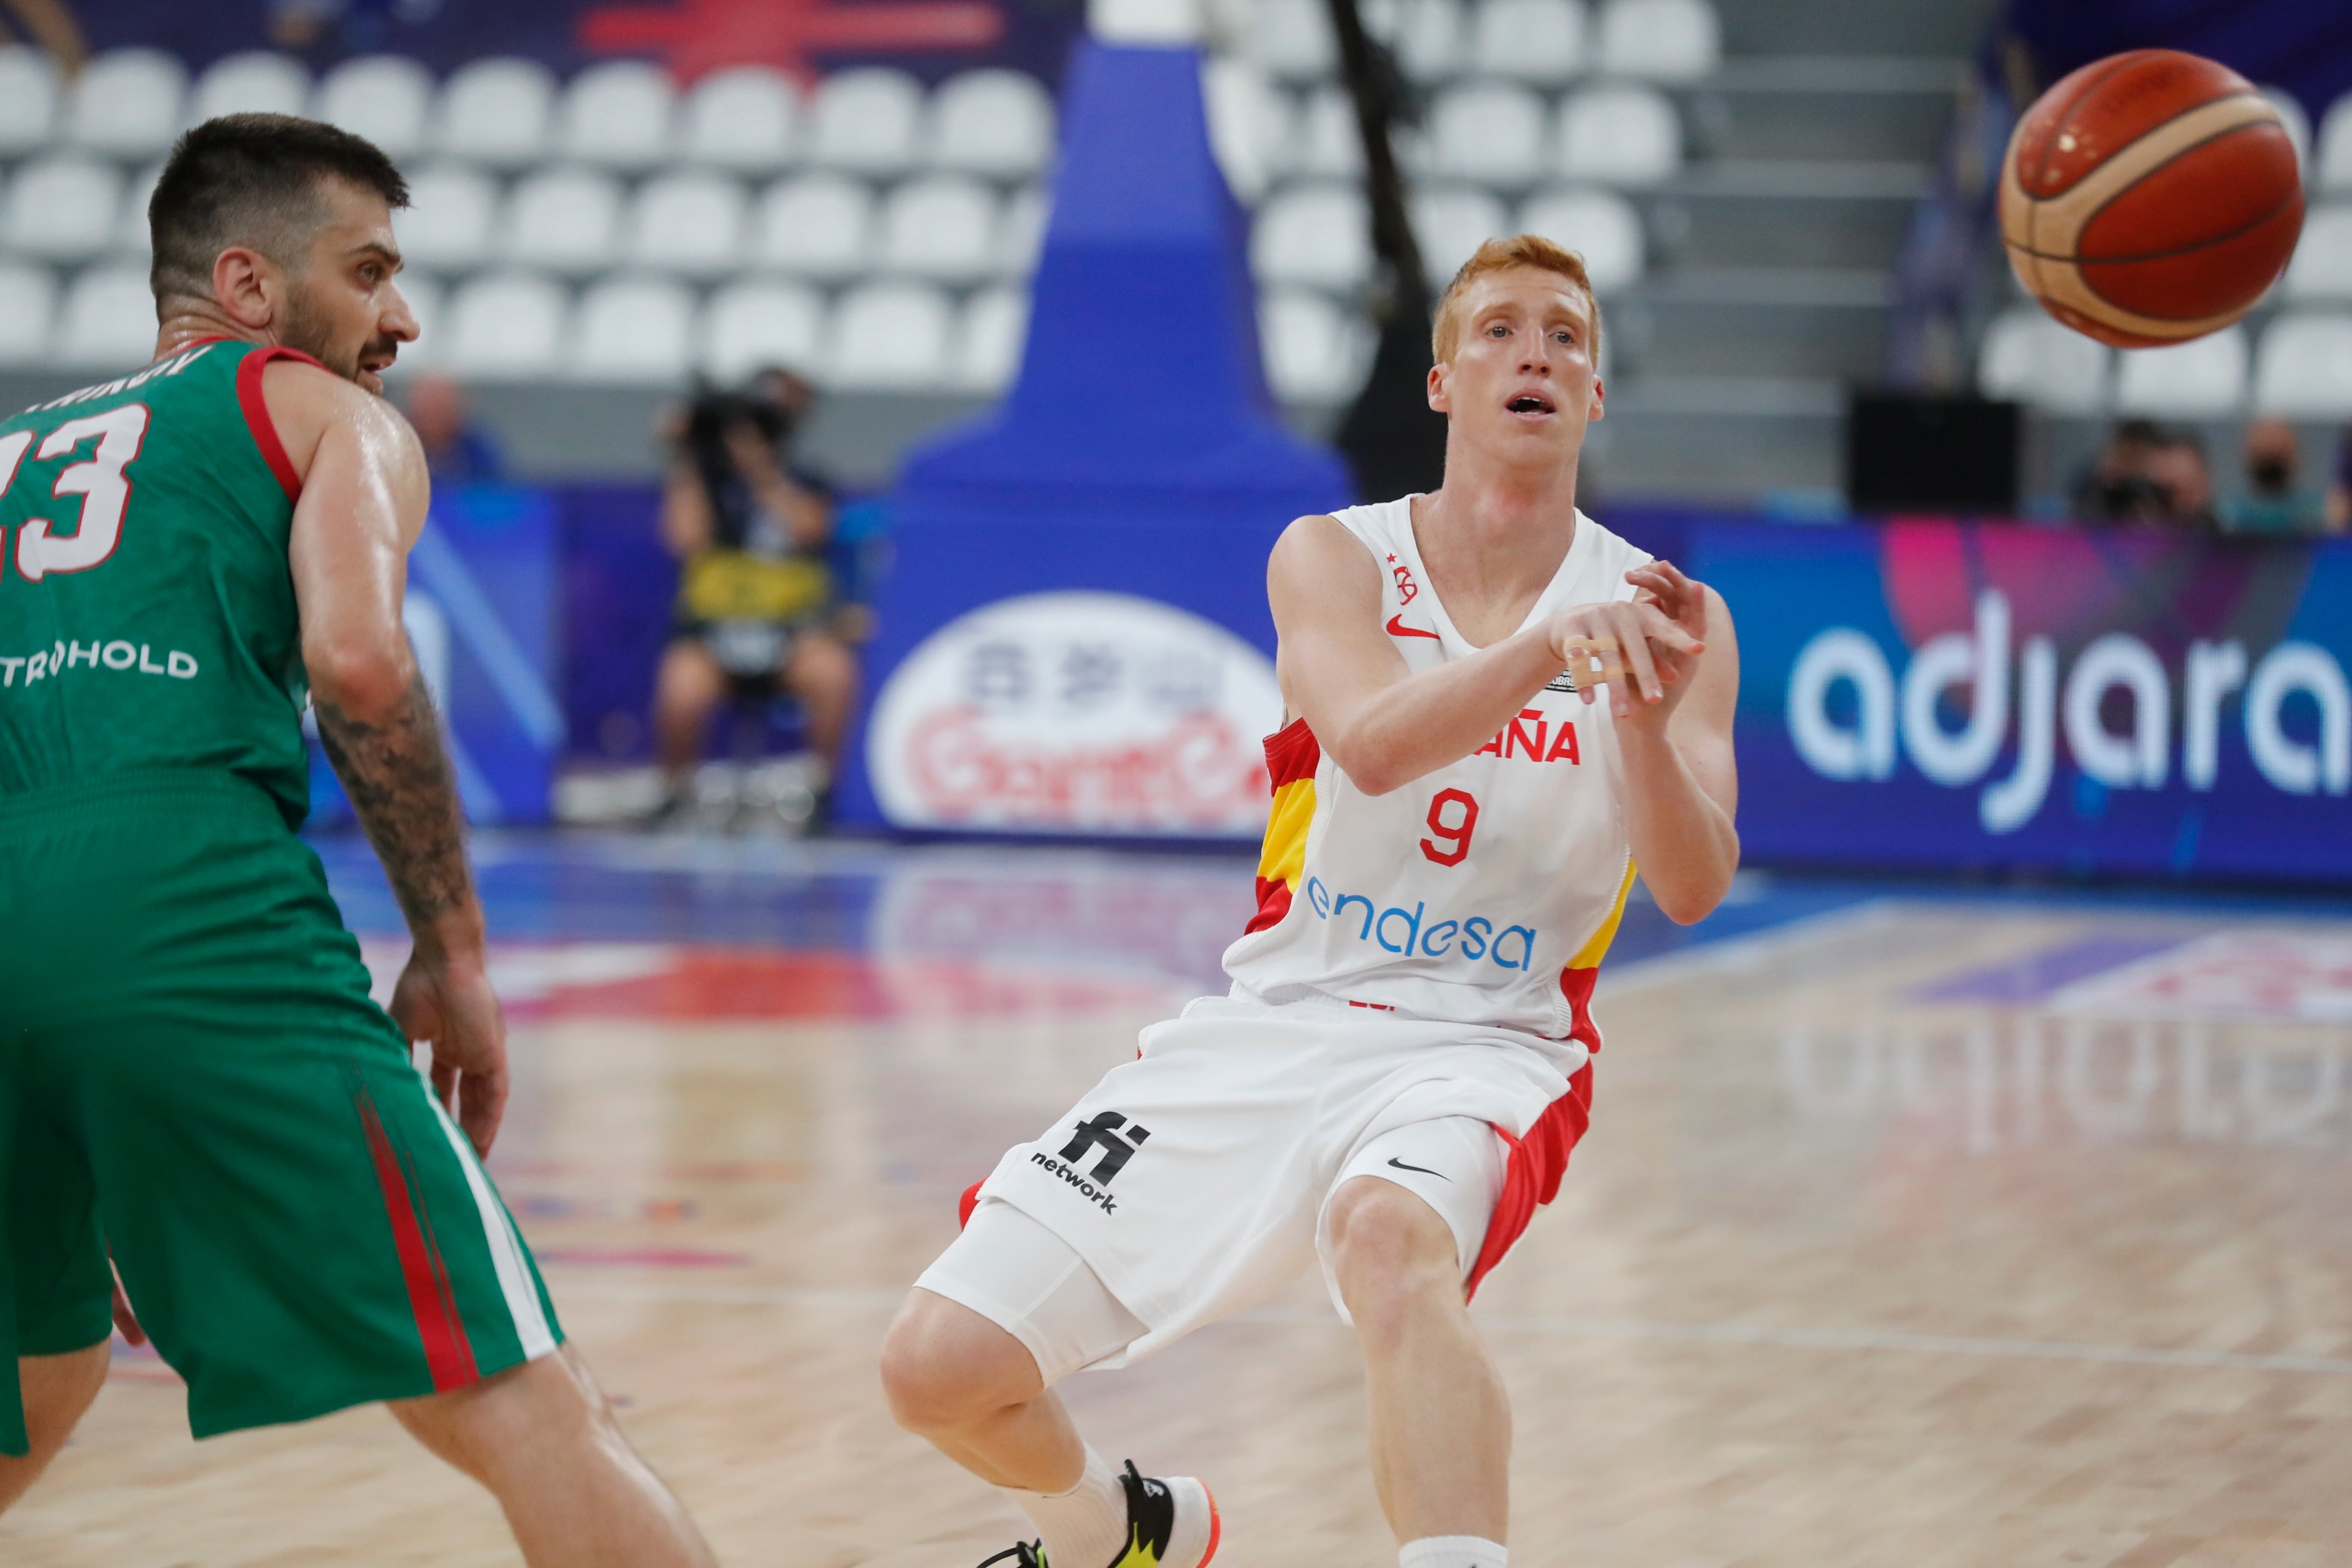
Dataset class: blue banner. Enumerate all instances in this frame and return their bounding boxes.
[1693,520,2352,883]
[310,485,564,827]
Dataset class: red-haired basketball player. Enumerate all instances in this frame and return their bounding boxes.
[881,236,1740,1568]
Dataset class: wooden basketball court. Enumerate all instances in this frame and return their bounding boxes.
[8,837,2352,1567]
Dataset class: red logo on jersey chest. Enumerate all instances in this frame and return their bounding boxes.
[1475,709,1581,764]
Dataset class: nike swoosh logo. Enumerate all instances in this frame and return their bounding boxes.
[1386,615,1440,641]
[1387,1156,1450,1181]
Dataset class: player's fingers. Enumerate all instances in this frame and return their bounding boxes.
[1613,605,1664,706]
[111,1272,147,1346]
[463,1069,509,1156]
[1636,600,1704,655]
[431,1058,458,1113]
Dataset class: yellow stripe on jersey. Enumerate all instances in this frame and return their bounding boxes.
[1257,775,1314,891]
[1565,859,1637,970]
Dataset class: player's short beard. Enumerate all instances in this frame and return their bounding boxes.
[277,279,392,391]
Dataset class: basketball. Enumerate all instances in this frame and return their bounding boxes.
[1999,49,2306,348]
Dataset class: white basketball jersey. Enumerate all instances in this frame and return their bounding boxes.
[1221,496,1653,1045]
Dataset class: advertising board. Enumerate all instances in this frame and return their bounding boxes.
[1697,520,2350,881]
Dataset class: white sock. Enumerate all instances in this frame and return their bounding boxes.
[1009,1446,1128,1568]
[1400,1537,1508,1568]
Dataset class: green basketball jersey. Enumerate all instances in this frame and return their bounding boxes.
[0,339,317,824]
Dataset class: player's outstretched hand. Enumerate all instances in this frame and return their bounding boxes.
[390,949,511,1156]
[1543,589,1704,720]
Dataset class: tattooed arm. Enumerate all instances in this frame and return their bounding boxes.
[274,361,508,1153]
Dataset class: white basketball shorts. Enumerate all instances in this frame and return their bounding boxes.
[918,994,1593,1377]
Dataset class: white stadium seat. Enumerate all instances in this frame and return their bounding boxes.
[1429,84,1549,186]
[190,51,311,122]
[0,47,59,155]
[680,66,799,170]
[1290,87,1366,180]
[1206,59,1287,197]
[2254,313,2352,416]
[1977,305,2109,414]
[807,68,924,176]
[503,169,622,275]
[626,171,748,277]
[1518,186,1644,293]
[314,55,435,158]
[831,281,953,388]
[560,60,675,170]
[1596,0,1720,81]
[957,285,1030,391]
[445,272,568,377]
[1387,0,1466,82]
[0,263,55,363]
[998,183,1049,277]
[928,69,1055,178]
[1251,183,1371,290]
[1255,0,1335,80]
[115,162,165,255]
[1261,288,1367,401]
[2320,93,2352,192]
[751,173,873,279]
[5,157,122,261]
[1557,84,1681,185]
[700,279,825,381]
[1469,0,1587,86]
[396,165,501,271]
[67,50,186,158]
[2115,324,2248,415]
[879,176,1000,282]
[2284,205,2352,299]
[572,275,696,382]
[1413,185,1510,279]
[54,264,157,369]
[438,58,555,167]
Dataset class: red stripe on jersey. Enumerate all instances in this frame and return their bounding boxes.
[1262,717,1321,789]
[355,1090,479,1391]
[958,1180,985,1229]
[234,345,331,502]
[1243,874,1293,935]
[1560,964,1603,1055]
[1466,1063,1594,1300]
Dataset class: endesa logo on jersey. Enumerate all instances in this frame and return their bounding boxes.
[1300,876,1541,971]
[866,591,1283,837]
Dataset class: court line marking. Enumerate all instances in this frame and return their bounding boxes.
[548,1280,2352,1376]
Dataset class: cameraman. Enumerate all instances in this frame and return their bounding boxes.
[650,370,858,822]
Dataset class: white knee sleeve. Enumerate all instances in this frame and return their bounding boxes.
[914,1199,1147,1386]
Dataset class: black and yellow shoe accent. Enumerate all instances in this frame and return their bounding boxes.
[971,1460,1221,1568]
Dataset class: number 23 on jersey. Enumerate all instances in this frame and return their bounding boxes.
[0,402,151,584]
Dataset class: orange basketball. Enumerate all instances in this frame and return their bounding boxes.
[1999,50,2305,348]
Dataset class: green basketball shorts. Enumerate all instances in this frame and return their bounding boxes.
[0,769,562,1457]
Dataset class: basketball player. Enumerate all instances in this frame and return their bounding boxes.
[879,235,1739,1568]
[0,116,716,1566]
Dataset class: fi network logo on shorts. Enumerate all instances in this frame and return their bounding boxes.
[1031,1111,1152,1215]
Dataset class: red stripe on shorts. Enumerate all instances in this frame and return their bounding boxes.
[356,1089,480,1390]
[1466,1063,1594,1301]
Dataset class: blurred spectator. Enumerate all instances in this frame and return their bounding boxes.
[2330,430,2350,535]
[2070,419,2216,530]
[2222,417,2326,534]
[1,0,87,73]
[403,374,505,484]
[651,370,857,825]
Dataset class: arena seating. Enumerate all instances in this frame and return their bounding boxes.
[2112,325,2250,417]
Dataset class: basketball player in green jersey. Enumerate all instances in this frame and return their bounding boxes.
[0,115,717,1565]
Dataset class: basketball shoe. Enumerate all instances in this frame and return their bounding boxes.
[975,1461,1220,1568]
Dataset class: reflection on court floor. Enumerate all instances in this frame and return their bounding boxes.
[9,835,2352,1567]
